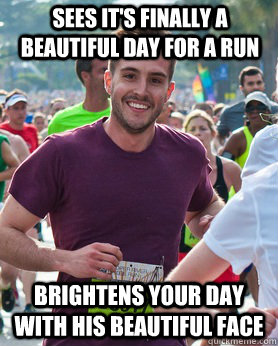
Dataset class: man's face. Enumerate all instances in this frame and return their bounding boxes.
[105,57,174,134]
[245,100,270,126]
[6,101,27,127]
[86,59,108,95]
[240,73,265,96]
[34,117,45,132]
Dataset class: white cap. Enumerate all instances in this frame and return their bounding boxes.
[4,94,27,109]
[242,124,278,178]
[245,91,271,110]
[0,94,6,104]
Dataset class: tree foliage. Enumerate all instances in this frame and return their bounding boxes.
[0,0,277,98]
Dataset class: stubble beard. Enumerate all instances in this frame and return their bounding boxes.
[111,97,164,134]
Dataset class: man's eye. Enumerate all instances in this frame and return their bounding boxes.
[124,74,135,79]
[152,78,161,84]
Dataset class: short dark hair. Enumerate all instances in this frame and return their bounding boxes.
[75,60,93,85]
[5,88,27,104]
[239,66,263,86]
[109,28,176,82]
[192,102,213,117]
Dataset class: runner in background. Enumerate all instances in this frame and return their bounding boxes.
[48,59,110,134]
[0,90,39,314]
[180,110,241,284]
[0,134,19,334]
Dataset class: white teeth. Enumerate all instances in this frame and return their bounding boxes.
[128,102,148,109]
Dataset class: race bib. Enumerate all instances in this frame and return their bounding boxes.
[88,260,163,315]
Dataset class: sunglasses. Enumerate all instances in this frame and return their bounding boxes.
[259,112,278,125]
[245,104,269,113]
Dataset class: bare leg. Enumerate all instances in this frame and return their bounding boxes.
[0,261,18,288]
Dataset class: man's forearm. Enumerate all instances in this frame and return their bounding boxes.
[187,195,224,239]
[0,225,61,272]
[0,225,123,280]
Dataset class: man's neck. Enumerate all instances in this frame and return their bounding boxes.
[103,117,155,153]
[83,91,109,113]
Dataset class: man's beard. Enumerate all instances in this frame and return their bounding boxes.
[111,96,164,134]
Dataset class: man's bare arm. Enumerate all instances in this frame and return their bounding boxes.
[0,196,123,280]
[0,141,20,182]
[185,191,224,239]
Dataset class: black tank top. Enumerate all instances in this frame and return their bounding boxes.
[179,156,229,253]
[213,156,229,203]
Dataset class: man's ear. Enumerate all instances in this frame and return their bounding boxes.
[166,82,175,101]
[104,70,112,95]
[81,71,90,85]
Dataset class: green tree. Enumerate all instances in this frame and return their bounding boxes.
[226,0,278,95]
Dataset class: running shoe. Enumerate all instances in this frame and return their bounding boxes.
[24,304,36,313]
[1,286,15,312]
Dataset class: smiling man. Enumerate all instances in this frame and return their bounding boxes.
[48,59,110,135]
[0,29,224,346]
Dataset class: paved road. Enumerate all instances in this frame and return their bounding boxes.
[0,224,255,346]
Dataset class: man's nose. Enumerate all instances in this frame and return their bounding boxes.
[133,78,148,96]
[194,129,201,136]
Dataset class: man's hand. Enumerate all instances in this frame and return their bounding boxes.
[186,191,224,239]
[199,215,214,234]
[248,306,278,338]
[59,242,123,280]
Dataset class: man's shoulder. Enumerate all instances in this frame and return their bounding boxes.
[230,126,246,141]
[47,103,83,134]
[24,123,37,131]
[0,122,10,130]
[48,119,101,145]
[157,124,206,152]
